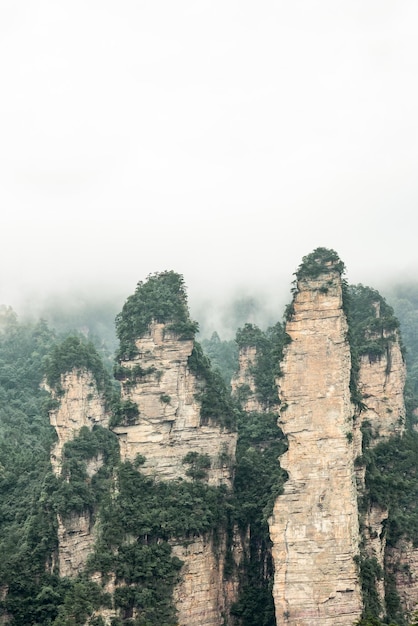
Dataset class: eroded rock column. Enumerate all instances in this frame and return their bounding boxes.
[231,345,266,413]
[358,337,406,443]
[113,322,236,487]
[48,370,109,474]
[269,266,362,625]
[112,321,238,626]
[47,369,109,577]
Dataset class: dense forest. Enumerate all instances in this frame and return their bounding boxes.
[2,260,418,625]
[0,275,287,626]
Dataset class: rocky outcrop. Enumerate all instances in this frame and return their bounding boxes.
[48,370,109,475]
[113,322,236,487]
[362,505,388,608]
[113,321,238,625]
[57,512,96,578]
[45,304,238,624]
[48,369,108,577]
[387,540,418,619]
[269,264,363,625]
[358,336,406,443]
[231,345,265,413]
[44,260,412,624]
[172,533,240,626]
[355,306,406,614]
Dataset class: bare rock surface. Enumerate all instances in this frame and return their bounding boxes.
[269,269,362,625]
[172,533,240,626]
[113,322,236,486]
[48,369,108,576]
[57,512,95,578]
[358,338,406,443]
[387,540,418,618]
[48,370,108,474]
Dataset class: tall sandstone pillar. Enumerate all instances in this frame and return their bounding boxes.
[47,368,109,578]
[269,255,362,625]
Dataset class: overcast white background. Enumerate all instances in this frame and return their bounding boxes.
[1,1,417,327]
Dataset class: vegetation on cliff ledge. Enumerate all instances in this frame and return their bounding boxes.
[51,424,120,517]
[2,261,418,625]
[229,321,288,626]
[115,271,199,360]
[229,407,287,626]
[345,284,403,413]
[235,321,288,409]
[188,341,238,429]
[83,458,230,625]
[347,284,402,362]
[295,246,345,280]
[45,335,113,404]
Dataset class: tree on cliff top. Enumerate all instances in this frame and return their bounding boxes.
[235,322,287,408]
[115,271,199,360]
[295,247,345,280]
[45,335,112,403]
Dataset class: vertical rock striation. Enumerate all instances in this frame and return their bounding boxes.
[48,370,109,475]
[350,288,407,615]
[362,504,388,608]
[56,512,96,578]
[112,322,237,625]
[111,272,239,626]
[113,321,236,487]
[269,252,363,625]
[387,540,418,617]
[172,533,240,626]
[358,336,406,443]
[359,341,406,611]
[231,345,266,413]
[48,369,108,577]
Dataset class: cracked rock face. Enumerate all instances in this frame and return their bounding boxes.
[172,532,240,626]
[387,540,418,618]
[113,322,236,487]
[231,345,267,413]
[48,369,109,577]
[112,322,238,625]
[57,512,95,578]
[48,370,109,475]
[269,269,362,625]
[46,326,238,624]
[354,326,406,614]
[358,338,406,444]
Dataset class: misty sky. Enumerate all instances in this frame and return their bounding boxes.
[1,1,418,324]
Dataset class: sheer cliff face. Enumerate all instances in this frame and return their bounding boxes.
[172,533,240,626]
[48,370,109,475]
[48,369,108,577]
[358,337,406,443]
[231,345,266,413]
[356,331,406,613]
[113,322,236,487]
[113,322,237,626]
[387,540,418,617]
[56,512,96,578]
[231,344,281,413]
[47,325,237,624]
[269,268,363,625]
